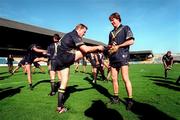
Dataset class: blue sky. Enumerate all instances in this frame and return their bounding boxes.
[0,0,179,53]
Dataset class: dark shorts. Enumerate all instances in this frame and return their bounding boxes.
[90,59,96,67]
[166,62,171,66]
[18,60,25,67]
[50,59,61,71]
[56,52,75,70]
[110,60,129,68]
[24,54,37,65]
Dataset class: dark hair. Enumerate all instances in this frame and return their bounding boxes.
[167,51,171,54]
[53,34,60,40]
[109,12,121,22]
[75,24,88,30]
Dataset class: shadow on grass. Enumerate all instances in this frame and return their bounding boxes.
[83,72,92,76]
[143,75,180,91]
[32,72,46,74]
[0,74,13,80]
[32,79,50,89]
[176,76,180,84]
[154,82,180,91]
[84,100,123,120]
[64,85,93,103]
[84,77,113,100]
[0,71,9,75]
[122,99,176,120]
[149,79,180,91]
[143,75,174,80]
[0,87,12,91]
[83,72,106,81]
[0,86,25,100]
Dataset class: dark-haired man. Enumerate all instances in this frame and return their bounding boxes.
[47,34,62,96]
[162,51,174,79]
[108,12,134,110]
[24,44,47,90]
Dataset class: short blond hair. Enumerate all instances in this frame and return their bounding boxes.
[75,24,88,30]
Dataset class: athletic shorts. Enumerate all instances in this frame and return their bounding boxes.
[24,54,37,65]
[90,59,96,67]
[56,52,75,70]
[166,62,171,66]
[49,59,61,71]
[18,60,25,67]
[110,60,129,68]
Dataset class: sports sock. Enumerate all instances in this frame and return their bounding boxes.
[57,80,61,88]
[58,88,65,107]
[114,93,119,98]
[29,83,33,90]
[114,95,119,100]
[127,97,133,102]
[50,80,55,93]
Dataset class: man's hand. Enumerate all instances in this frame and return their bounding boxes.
[108,45,118,55]
[166,66,172,70]
[42,50,47,55]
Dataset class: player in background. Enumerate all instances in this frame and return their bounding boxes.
[24,44,47,90]
[47,34,62,96]
[162,51,174,79]
[7,54,14,73]
[12,57,26,74]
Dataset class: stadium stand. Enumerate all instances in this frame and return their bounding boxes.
[0,17,106,57]
[0,17,179,65]
[129,50,154,64]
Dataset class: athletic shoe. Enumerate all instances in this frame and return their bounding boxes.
[48,92,56,96]
[92,80,96,84]
[56,107,67,113]
[126,99,133,110]
[109,96,120,104]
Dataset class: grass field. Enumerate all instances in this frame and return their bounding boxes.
[0,64,180,120]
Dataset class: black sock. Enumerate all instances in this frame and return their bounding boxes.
[29,83,32,87]
[50,81,55,93]
[57,80,61,88]
[29,83,33,90]
[127,98,133,102]
[114,95,119,100]
[58,89,65,107]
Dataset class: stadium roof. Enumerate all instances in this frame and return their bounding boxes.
[0,18,106,46]
[0,17,106,56]
[0,17,155,60]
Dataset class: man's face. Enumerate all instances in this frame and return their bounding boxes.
[167,52,171,56]
[110,18,120,28]
[77,28,87,37]
[53,38,59,43]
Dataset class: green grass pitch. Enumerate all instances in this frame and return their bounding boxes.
[0,64,180,120]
